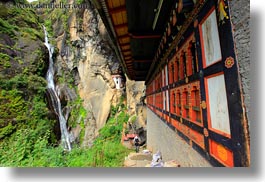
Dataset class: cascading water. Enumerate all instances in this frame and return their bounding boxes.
[43,26,72,151]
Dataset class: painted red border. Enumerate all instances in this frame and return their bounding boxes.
[204,72,231,138]
[209,139,234,167]
[199,7,222,69]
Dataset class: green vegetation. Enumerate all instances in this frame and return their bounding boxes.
[0,52,11,68]
[68,96,87,129]
[0,18,19,37]
[43,19,53,36]
[0,99,131,167]
[64,105,131,167]
[0,3,44,40]
[130,115,137,124]
[21,27,43,40]
[0,87,57,166]
[76,0,84,5]
[0,0,131,167]
[40,0,70,35]
[0,2,57,167]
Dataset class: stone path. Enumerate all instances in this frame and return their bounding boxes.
[122,141,181,167]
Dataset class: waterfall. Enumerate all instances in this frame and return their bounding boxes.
[43,26,72,151]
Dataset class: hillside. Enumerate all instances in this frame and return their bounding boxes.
[0,0,146,167]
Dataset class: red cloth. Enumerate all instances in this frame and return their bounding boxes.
[126,134,137,139]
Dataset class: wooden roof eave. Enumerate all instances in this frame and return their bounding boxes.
[91,0,133,80]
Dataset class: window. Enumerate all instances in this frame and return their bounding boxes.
[180,52,185,80]
[183,52,187,78]
[200,9,222,68]
[175,58,179,81]
[171,63,175,84]
[186,43,193,76]
[191,86,201,123]
[183,90,189,119]
[191,42,198,73]
[176,91,181,115]
[173,92,176,113]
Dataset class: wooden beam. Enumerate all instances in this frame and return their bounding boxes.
[118,34,130,39]
[109,5,126,14]
[121,47,131,52]
[123,52,131,56]
[133,59,152,63]
[132,56,154,60]
[120,42,130,46]
[135,70,148,74]
[124,55,132,59]
[130,34,161,39]
[114,23,128,29]
[120,33,161,39]
[122,50,131,53]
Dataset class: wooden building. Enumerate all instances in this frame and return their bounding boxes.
[112,74,124,89]
[92,0,250,167]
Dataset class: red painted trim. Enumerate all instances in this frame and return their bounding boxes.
[199,7,222,69]
[209,139,234,167]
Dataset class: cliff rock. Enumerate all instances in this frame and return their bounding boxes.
[126,78,146,129]
[45,0,124,147]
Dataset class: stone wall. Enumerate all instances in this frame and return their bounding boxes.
[228,0,251,166]
[229,0,250,123]
[146,109,212,167]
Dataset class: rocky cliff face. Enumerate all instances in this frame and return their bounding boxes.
[0,0,146,150]
[42,0,124,147]
[0,0,146,166]
[0,1,50,140]
[126,79,146,129]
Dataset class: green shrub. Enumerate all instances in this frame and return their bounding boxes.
[0,123,15,139]
[0,18,19,37]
